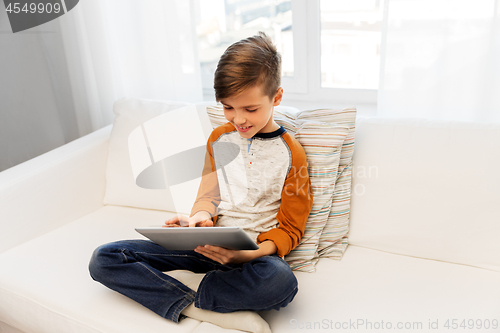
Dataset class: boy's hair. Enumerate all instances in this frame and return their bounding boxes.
[214,31,282,102]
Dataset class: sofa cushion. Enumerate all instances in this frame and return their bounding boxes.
[0,206,204,333]
[261,245,500,333]
[1,205,498,333]
[349,117,500,272]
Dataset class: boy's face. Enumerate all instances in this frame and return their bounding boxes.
[220,85,283,139]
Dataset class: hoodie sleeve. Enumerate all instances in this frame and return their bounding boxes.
[189,132,221,223]
[256,134,313,257]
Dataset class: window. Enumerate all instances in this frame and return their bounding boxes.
[320,0,384,89]
[195,0,293,78]
[194,0,384,104]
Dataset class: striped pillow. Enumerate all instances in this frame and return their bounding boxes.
[205,104,351,272]
[279,121,348,272]
[315,162,352,259]
[275,107,357,260]
[206,105,229,128]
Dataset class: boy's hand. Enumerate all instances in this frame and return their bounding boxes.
[163,213,213,228]
[194,245,254,264]
[194,241,278,265]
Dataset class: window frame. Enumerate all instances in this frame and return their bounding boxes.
[198,0,379,105]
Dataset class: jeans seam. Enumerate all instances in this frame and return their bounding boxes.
[194,270,214,308]
[135,252,220,267]
[137,262,190,294]
[171,290,195,323]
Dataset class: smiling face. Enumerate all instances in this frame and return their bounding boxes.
[221,85,283,139]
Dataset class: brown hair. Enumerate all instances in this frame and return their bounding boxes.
[214,31,282,101]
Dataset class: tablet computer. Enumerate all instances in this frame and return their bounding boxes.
[135,226,260,251]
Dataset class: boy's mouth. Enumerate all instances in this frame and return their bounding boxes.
[235,124,252,132]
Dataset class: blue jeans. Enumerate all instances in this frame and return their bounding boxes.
[88,240,298,323]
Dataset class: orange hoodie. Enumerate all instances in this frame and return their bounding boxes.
[190,122,313,257]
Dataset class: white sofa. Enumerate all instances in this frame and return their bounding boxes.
[1,105,500,333]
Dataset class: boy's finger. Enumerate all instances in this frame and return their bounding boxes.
[197,220,213,227]
[206,245,227,254]
[166,214,192,226]
[183,218,198,227]
[196,246,223,264]
[164,220,180,226]
[162,224,180,228]
[164,215,180,223]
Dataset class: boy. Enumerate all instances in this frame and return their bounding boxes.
[89,32,313,324]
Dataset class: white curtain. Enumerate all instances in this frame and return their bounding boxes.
[378,0,500,123]
[57,0,203,135]
[0,0,202,172]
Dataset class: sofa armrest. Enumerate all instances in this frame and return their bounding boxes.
[0,124,112,254]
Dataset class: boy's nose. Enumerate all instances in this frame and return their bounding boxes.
[234,113,246,126]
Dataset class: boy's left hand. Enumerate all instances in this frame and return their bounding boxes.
[194,245,253,265]
[194,240,278,265]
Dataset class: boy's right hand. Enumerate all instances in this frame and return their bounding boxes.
[163,213,213,228]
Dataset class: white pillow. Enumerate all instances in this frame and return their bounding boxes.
[103,98,213,213]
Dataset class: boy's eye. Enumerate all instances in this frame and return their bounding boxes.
[222,106,256,112]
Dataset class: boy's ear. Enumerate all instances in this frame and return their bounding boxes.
[272,87,284,106]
